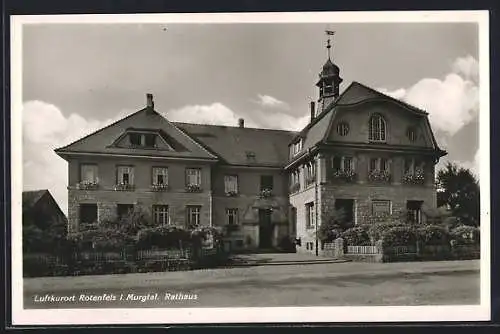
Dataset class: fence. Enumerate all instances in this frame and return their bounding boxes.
[24,246,224,277]
[347,245,379,255]
[321,238,479,263]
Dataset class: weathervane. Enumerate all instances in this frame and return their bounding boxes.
[325,30,335,59]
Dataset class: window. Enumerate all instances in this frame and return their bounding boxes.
[224,175,238,194]
[117,204,134,219]
[290,170,300,190]
[372,200,391,216]
[129,133,141,146]
[226,208,238,225]
[369,114,386,142]
[153,205,169,225]
[306,202,315,229]
[79,204,97,224]
[407,127,417,142]
[80,164,98,183]
[186,206,201,227]
[260,175,274,191]
[129,132,157,148]
[292,139,303,156]
[305,161,316,185]
[369,158,389,172]
[337,122,350,136]
[344,157,353,171]
[185,168,201,186]
[152,167,168,185]
[144,134,156,147]
[117,166,134,185]
[404,158,424,175]
[407,201,423,224]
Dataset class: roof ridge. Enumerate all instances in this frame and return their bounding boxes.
[174,122,299,134]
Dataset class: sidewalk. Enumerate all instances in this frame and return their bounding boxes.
[227,252,348,266]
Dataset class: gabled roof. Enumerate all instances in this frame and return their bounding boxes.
[174,122,297,167]
[22,190,48,209]
[287,81,446,167]
[55,108,218,161]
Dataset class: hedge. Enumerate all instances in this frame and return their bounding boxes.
[341,226,371,246]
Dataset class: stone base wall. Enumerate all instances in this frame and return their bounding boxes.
[320,183,436,225]
[68,188,212,232]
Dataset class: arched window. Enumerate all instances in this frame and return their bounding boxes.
[369,114,386,142]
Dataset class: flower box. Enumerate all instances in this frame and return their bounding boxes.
[260,188,273,198]
[77,181,99,190]
[186,184,202,193]
[225,190,238,197]
[368,170,391,182]
[402,170,425,185]
[114,183,134,191]
[332,169,356,182]
[151,183,169,192]
[290,183,300,193]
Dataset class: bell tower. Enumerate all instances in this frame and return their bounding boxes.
[315,30,343,115]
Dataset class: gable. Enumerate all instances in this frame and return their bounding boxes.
[326,100,436,149]
[55,109,218,161]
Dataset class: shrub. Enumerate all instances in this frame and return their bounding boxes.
[136,226,191,250]
[450,225,480,245]
[368,222,406,243]
[341,226,371,246]
[381,226,417,247]
[417,225,450,245]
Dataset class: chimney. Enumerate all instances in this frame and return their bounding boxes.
[146,93,154,109]
[310,101,316,122]
[238,118,245,128]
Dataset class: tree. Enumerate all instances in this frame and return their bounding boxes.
[436,162,480,226]
[318,207,349,243]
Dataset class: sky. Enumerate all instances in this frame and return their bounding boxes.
[21,21,481,215]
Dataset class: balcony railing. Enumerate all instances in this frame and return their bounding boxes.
[76,181,99,190]
[185,184,202,193]
[368,170,391,183]
[331,169,356,183]
[151,183,169,192]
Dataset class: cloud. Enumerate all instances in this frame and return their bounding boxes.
[22,101,131,214]
[253,94,290,110]
[379,55,479,137]
[162,103,258,128]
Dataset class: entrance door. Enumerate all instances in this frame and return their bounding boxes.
[258,209,273,248]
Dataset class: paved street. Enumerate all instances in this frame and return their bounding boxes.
[23,259,480,308]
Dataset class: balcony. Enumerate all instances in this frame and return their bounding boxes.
[368,170,391,183]
[151,183,169,192]
[114,183,134,191]
[185,184,202,193]
[331,169,356,183]
[76,181,99,190]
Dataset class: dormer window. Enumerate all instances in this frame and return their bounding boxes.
[128,132,157,148]
[292,139,303,156]
[369,114,386,142]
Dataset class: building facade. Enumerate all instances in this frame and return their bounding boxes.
[55,50,446,253]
